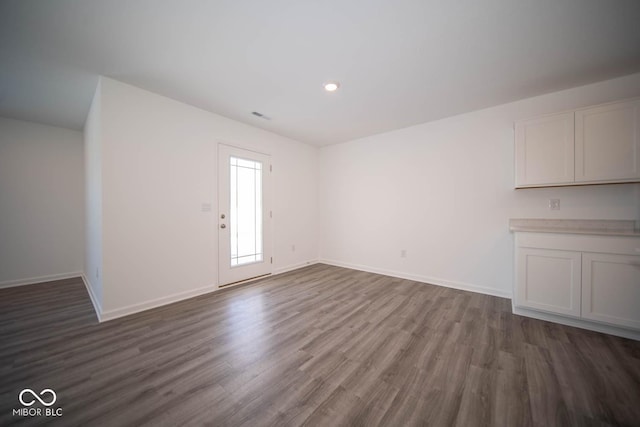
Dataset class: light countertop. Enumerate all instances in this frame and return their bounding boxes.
[509,219,640,237]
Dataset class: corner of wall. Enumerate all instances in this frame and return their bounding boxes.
[83,76,103,316]
[80,274,103,322]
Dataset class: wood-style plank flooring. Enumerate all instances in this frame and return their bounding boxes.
[1,264,639,426]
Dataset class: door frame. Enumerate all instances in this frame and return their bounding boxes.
[217,143,273,287]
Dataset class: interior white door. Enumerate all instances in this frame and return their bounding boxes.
[218,144,272,286]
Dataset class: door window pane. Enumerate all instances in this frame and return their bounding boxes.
[230,156,263,267]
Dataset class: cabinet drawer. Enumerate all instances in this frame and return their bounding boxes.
[517,233,640,256]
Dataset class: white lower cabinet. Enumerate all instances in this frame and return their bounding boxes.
[516,248,581,317]
[582,253,640,330]
[514,233,640,333]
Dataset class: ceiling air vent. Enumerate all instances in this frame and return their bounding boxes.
[251,111,271,120]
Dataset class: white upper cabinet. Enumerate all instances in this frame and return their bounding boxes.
[515,113,574,187]
[575,100,640,183]
[515,98,640,188]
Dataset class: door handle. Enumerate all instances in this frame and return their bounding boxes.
[220,224,226,229]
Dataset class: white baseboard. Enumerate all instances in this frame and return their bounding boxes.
[99,262,320,321]
[319,258,512,299]
[80,274,103,322]
[98,283,220,322]
[273,259,319,275]
[6,261,510,324]
[512,305,640,341]
[0,271,83,289]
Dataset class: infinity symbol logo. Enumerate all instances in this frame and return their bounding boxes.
[19,389,57,407]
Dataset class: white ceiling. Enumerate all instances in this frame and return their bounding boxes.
[1,0,640,146]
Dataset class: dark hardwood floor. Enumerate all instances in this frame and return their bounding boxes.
[1,264,639,426]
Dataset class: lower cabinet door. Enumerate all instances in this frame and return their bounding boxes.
[582,253,640,330]
[516,248,582,317]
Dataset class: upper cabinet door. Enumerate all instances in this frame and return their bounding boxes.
[515,112,575,187]
[575,100,640,183]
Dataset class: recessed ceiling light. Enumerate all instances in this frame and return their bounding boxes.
[324,82,340,92]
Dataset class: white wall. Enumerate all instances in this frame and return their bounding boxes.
[0,117,84,286]
[84,81,103,309]
[319,72,640,298]
[92,77,318,317]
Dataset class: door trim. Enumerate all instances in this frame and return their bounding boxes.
[217,143,273,287]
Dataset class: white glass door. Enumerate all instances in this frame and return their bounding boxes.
[218,144,272,286]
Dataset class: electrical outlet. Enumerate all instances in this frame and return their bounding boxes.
[549,199,560,210]
[401,249,407,258]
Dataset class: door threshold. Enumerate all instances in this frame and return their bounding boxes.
[219,273,271,288]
